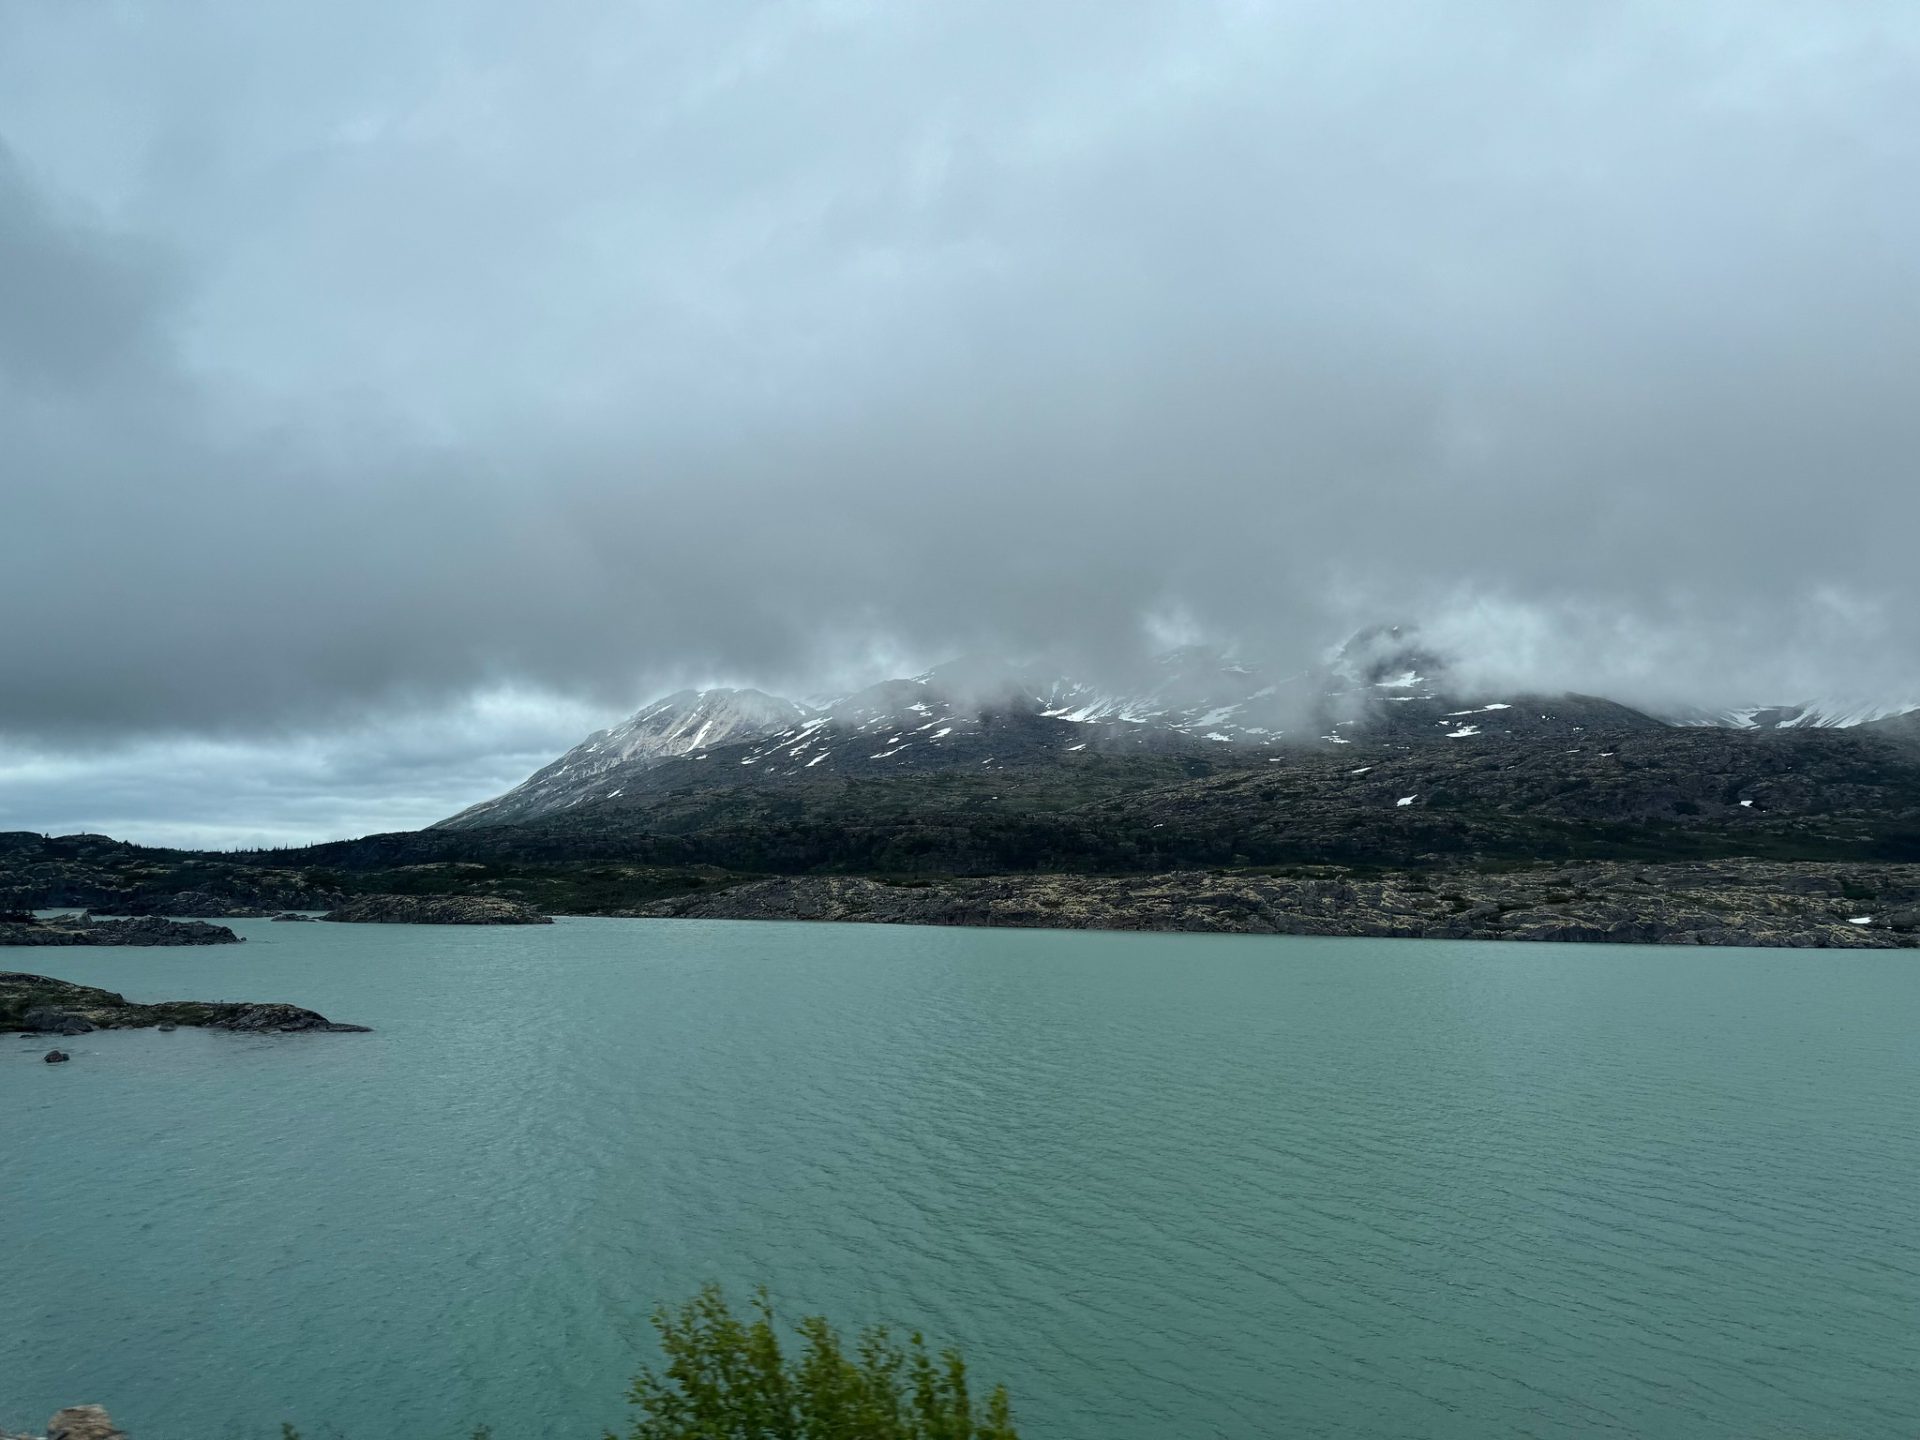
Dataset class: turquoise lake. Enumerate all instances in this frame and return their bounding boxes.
[4,918,1917,1438]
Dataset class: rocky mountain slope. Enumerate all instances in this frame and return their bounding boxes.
[274,718,1920,881]
[440,687,806,827]
[434,628,1679,831]
[1668,699,1920,730]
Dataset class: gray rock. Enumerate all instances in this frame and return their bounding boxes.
[634,862,1920,950]
[20,1008,94,1035]
[0,915,243,947]
[43,1049,69,1063]
[322,894,552,925]
[3,973,370,1034]
[47,1406,124,1440]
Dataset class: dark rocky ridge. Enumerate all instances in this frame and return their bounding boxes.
[636,861,1920,948]
[2,972,370,1033]
[0,833,340,915]
[0,832,718,920]
[322,893,553,924]
[0,914,242,946]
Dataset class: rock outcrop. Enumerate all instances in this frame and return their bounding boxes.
[0,835,344,915]
[0,914,243,946]
[322,894,553,925]
[1,973,370,1033]
[46,1407,125,1440]
[3,1404,125,1440]
[95,890,269,917]
[636,861,1920,949]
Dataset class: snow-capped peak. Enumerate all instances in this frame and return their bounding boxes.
[595,688,810,763]
[1670,699,1920,731]
[434,687,808,828]
[436,629,1920,831]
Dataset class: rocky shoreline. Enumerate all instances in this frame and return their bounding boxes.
[94,886,339,918]
[321,893,553,924]
[2,973,369,1034]
[634,861,1920,948]
[0,914,243,946]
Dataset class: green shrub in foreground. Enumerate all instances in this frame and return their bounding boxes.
[615,1285,1019,1440]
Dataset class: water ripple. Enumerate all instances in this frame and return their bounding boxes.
[3,921,1918,1439]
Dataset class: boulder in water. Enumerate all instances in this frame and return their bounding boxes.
[47,1406,125,1440]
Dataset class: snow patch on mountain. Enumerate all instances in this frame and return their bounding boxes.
[436,688,808,827]
[435,623,1920,830]
[1669,699,1920,730]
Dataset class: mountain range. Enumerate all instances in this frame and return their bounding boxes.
[9,627,1920,936]
[437,626,1920,832]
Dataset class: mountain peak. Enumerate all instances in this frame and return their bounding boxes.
[597,687,809,758]
[1330,624,1450,692]
[433,686,808,828]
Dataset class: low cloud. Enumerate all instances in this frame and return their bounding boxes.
[0,690,609,847]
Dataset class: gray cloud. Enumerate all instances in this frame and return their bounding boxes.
[4,1,1920,836]
[0,690,609,849]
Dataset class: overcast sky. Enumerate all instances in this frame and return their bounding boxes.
[4,1,1919,845]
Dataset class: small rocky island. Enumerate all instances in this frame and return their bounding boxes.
[3,972,369,1034]
[322,893,553,924]
[0,913,243,946]
[2,1403,127,1440]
